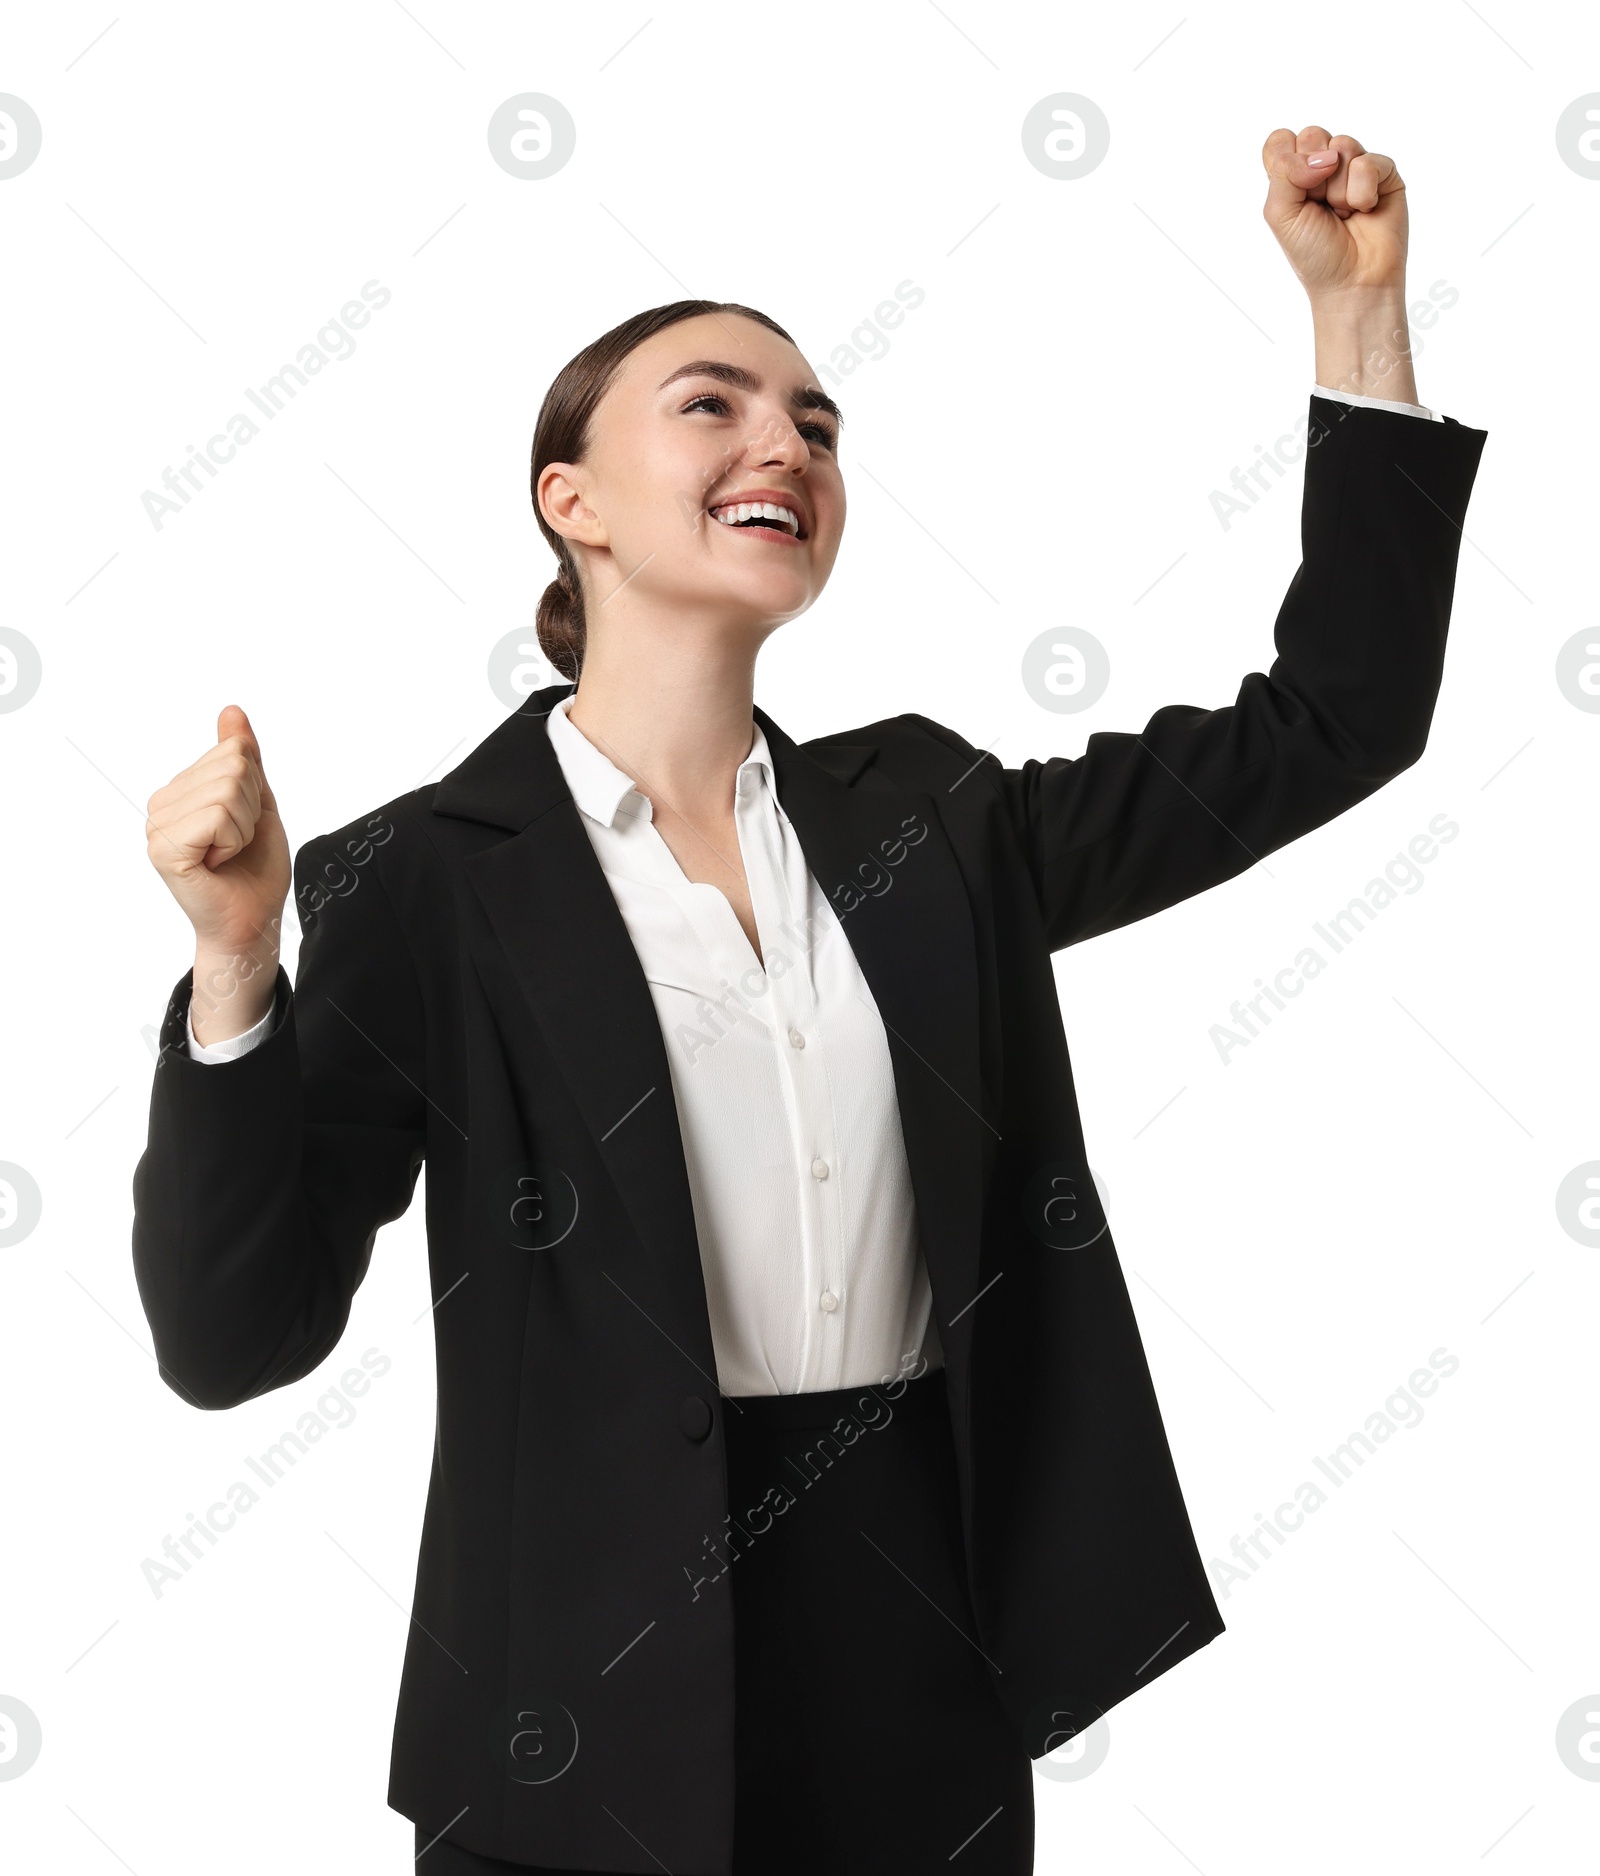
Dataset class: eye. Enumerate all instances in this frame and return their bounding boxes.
[680,392,838,452]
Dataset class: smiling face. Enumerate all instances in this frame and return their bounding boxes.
[536,312,846,648]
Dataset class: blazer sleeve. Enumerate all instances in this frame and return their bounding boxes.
[131,819,428,1410]
[922,395,1488,952]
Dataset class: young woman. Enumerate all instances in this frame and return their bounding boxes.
[135,127,1486,1874]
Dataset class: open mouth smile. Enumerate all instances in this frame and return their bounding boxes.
[707,489,809,544]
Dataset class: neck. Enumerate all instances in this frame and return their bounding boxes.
[564,628,762,826]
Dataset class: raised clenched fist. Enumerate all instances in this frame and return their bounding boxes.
[146,704,291,978]
[1261,126,1409,298]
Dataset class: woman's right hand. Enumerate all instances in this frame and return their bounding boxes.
[147,705,291,1039]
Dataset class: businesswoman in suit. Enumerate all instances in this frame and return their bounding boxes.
[135,128,1486,1873]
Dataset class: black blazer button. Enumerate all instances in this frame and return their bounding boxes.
[678,1395,713,1442]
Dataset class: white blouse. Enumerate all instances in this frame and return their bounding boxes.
[183,693,942,1399]
[180,383,1433,1392]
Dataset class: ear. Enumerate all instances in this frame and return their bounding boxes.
[537,462,605,549]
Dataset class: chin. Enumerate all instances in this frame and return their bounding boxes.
[729,573,813,614]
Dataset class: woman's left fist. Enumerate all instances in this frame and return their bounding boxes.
[1261,126,1408,297]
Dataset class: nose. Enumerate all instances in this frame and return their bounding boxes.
[739,405,812,474]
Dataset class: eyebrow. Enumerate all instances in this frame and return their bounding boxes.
[656,359,844,431]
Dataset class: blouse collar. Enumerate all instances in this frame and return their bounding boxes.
[546,691,775,829]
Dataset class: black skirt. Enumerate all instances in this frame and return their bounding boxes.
[415,1366,1034,1873]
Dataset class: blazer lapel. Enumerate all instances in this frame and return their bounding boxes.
[431,684,714,1380]
[431,683,988,1385]
[754,704,988,1375]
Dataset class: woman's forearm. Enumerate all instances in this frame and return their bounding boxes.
[191,944,278,1046]
[1310,287,1419,405]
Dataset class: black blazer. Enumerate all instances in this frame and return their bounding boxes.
[132,394,1486,1873]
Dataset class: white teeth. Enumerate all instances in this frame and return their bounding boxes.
[710,501,800,536]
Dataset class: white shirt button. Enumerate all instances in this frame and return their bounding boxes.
[819,1290,839,1313]
[811,1156,829,1180]
[788,1027,806,1049]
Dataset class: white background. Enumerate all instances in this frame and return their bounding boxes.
[2,2,1595,1870]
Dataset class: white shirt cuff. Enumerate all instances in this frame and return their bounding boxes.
[1313,382,1441,422]
[185,992,276,1062]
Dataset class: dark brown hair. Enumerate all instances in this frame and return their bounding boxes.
[530,300,797,682]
